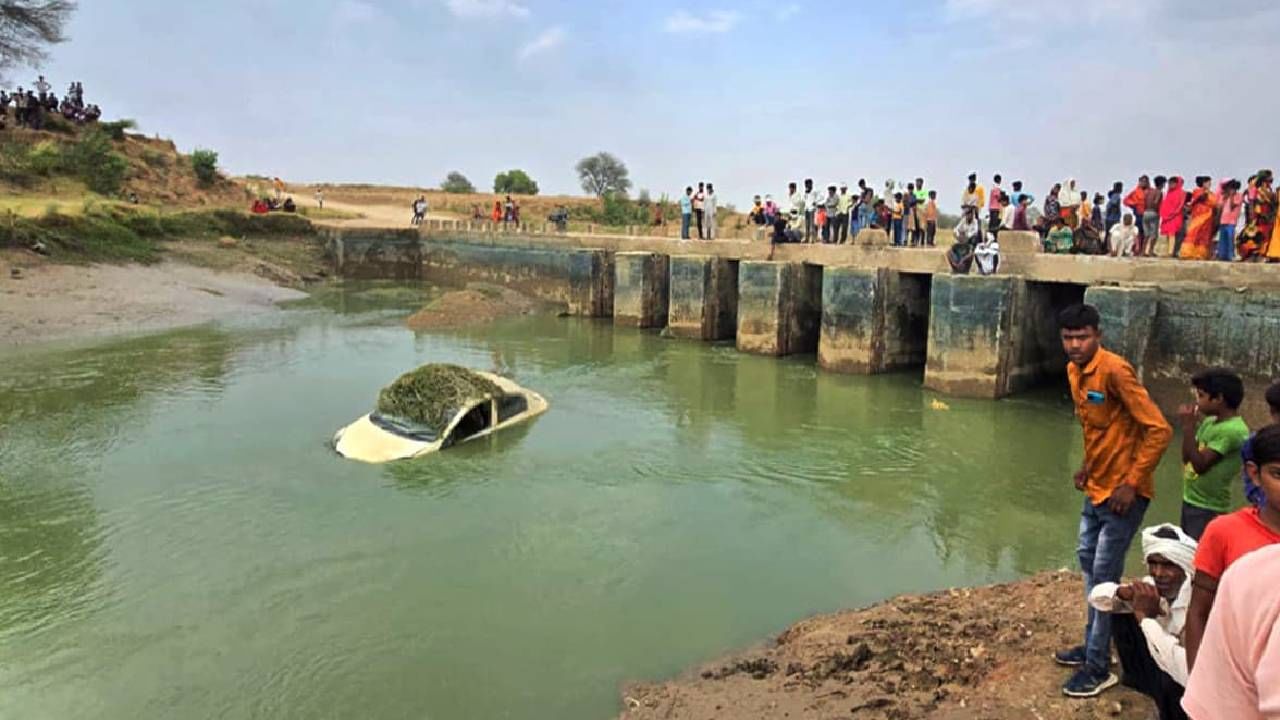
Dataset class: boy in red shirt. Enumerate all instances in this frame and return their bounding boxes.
[1184,424,1280,672]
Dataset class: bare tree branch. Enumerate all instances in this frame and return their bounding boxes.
[0,1,76,80]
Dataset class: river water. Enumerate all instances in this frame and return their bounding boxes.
[0,282,1189,720]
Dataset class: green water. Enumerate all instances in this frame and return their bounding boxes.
[0,283,1187,720]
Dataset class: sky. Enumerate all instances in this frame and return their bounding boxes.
[21,0,1280,211]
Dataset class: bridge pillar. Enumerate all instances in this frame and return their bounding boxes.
[736,261,822,356]
[567,249,615,317]
[1084,285,1158,381]
[668,255,739,341]
[819,267,930,373]
[613,251,669,328]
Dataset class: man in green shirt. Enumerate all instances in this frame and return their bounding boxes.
[1178,368,1251,539]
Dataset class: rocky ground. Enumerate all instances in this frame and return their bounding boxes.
[620,570,1157,720]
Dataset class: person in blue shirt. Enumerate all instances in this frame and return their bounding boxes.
[1242,382,1280,506]
[679,186,693,240]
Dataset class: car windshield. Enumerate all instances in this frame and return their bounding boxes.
[368,412,441,443]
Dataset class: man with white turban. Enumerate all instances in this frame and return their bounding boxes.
[1087,523,1197,719]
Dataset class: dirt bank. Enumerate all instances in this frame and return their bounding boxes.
[620,570,1156,720]
[405,283,551,331]
[0,251,308,347]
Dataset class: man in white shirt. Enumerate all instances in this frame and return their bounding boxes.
[34,75,51,96]
[1087,523,1196,718]
[802,178,817,242]
[1110,213,1138,257]
[975,233,1000,275]
[704,183,717,240]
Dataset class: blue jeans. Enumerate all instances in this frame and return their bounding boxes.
[1078,495,1149,674]
[892,219,904,246]
[1217,224,1236,261]
[680,213,691,239]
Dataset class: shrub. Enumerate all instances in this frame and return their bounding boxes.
[141,149,169,168]
[99,119,138,142]
[191,149,219,186]
[42,115,76,135]
[26,141,63,176]
[63,129,129,195]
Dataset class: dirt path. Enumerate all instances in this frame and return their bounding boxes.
[303,194,451,229]
[0,251,307,347]
[620,570,1156,720]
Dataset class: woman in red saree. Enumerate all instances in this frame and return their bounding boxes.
[1179,176,1217,260]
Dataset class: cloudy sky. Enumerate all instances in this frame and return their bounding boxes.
[28,0,1280,210]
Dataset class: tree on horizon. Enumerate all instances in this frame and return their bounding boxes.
[493,169,538,195]
[441,171,475,194]
[576,152,631,197]
[0,1,76,81]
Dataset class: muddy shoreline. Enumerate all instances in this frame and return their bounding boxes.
[0,253,308,348]
[619,570,1156,720]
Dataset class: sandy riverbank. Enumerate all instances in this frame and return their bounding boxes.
[620,570,1157,720]
[0,252,308,347]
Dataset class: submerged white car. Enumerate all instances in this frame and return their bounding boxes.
[334,364,548,463]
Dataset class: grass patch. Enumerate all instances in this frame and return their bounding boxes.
[0,205,317,264]
[298,206,362,221]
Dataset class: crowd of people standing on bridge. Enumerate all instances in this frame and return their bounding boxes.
[0,75,102,130]
[724,172,1280,264]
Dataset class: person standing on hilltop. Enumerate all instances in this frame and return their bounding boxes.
[692,182,706,240]
[1055,303,1173,699]
[315,189,324,209]
[704,183,718,240]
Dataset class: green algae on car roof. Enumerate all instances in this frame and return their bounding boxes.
[374,364,501,430]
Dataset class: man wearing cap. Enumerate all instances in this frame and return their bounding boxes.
[1086,523,1196,718]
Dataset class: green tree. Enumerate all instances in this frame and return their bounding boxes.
[190,148,219,186]
[576,152,631,197]
[440,171,476,194]
[493,169,539,195]
[0,1,76,81]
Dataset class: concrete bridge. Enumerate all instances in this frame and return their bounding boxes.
[323,222,1280,413]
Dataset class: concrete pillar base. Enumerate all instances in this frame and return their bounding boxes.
[736,261,822,356]
[567,249,615,317]
[819,267,930,373]
[668,255,739,340]
[613,251,670,328]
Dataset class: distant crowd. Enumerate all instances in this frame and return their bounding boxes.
[683,173,1280,265]
[0,75,102,130]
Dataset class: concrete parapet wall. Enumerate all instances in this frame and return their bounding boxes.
[737,262,822,356]
[324,228,423,280]
[614,252,670,328]
[668,255,739,341]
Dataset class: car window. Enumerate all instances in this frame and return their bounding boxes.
[369,412,440,443]
[497,394,528,423]
[446,401,493,446]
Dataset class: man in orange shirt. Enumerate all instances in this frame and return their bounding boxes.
[1055,304,1174,698]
